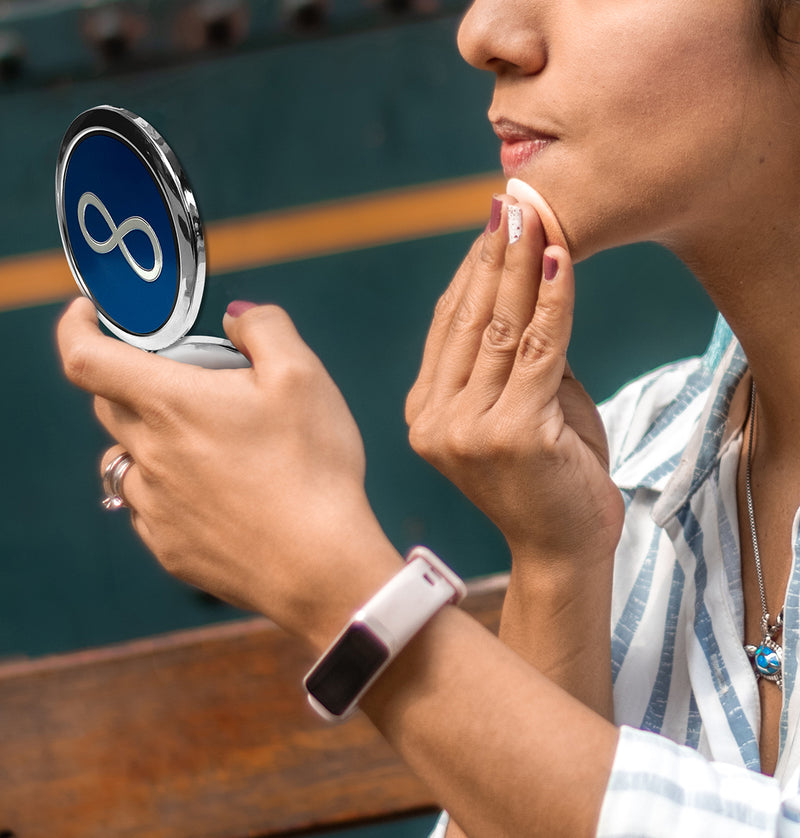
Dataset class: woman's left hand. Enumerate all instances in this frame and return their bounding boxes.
[405,195,621,721]
[57,298,403,649]
[405,197,623,568]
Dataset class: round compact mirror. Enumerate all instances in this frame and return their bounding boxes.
[55,105,249,369]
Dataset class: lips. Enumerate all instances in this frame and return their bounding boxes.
[492,118,556,176]
[499,138,553,175]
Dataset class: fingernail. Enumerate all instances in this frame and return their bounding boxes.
[226,300,257,318]
[543,253,559,281]
[488,196,502,233]
[507,205,522,244]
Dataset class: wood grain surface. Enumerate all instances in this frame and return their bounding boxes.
[0,574,506,838]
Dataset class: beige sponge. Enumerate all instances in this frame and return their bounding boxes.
[506,178,568,251]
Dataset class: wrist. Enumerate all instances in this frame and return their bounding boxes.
[248,495,406,654]
[500,553,614,718]
[304,546,467,720]
[304,532,406,656]
[504,553,614,613]
[509,541,617,566]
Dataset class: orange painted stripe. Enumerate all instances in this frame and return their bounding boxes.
[0,173,504,312]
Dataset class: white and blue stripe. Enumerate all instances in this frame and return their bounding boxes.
[599,316,800,835]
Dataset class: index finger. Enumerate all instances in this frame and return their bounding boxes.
[464,201,546,404]
[405,232,485,422]
[57,296,180,412]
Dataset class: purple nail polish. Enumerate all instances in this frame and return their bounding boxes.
[543,254,559,281]
[488,196,502,233]
[226,300,258,318]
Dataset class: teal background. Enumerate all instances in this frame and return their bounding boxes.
[0,2,717,834]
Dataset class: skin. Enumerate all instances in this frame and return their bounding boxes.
[448,0,800,782]
[405,200,620,721]
[56,0,800,833]
[456,0,800,264]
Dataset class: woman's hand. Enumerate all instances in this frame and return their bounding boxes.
[406,195,624,569]
[57,298,403,650]
[407,196,622,724]
[56,273,621,838]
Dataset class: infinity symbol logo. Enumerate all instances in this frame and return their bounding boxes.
[77,192,163,283]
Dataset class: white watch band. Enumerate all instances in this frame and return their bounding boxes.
[304,546,467,721]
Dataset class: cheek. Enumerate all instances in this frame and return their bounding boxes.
[556,29,758,253]
[585,20,747,157]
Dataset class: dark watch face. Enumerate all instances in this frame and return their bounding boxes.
[305,623,389,717]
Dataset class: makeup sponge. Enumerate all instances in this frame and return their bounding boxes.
[506,178,568,251]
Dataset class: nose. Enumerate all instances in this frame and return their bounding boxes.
[457,0,546,75]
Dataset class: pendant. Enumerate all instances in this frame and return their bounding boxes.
[745,614,784,690]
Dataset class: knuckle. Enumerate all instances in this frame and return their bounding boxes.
[433,286,459,321]
[483,316,518,353]
[410,412,498,471]
[407,420,428,457]
[405,388,423,428]
[477,242,503,270]
[450,296,483,333]
[535,296,561,327]
[61,340,91,386]
[408,414,437,459]
[444,420,480,461]
[259,303,291,325]
[271,355,314,392]
[517,326,553,363]
[242,303,296,338]
[239,302,284,323]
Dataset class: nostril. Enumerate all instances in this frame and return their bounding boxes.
[456,2,547,76]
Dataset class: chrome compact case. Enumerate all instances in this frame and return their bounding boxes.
[55,105,249,369]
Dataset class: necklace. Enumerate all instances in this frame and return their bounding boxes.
[743,380,785,690]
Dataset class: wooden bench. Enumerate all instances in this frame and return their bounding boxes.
[0,574,506,838]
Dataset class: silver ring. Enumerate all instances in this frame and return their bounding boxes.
[101,452,135,510]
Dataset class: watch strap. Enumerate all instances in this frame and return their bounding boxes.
[354,546,466,650]
[304,546,466,721]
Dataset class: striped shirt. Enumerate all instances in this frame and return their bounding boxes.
[431,316,800,836]
[596,315,800,836]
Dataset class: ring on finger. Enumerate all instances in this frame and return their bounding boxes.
[101,451,135,511]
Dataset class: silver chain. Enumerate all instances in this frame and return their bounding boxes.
[745,380,784,641]
[745,379,770,620]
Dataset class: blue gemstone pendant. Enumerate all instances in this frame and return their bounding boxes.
[745,635,783,689]
[755,643,781,676]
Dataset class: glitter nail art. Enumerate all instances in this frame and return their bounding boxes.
[507,205,522,243]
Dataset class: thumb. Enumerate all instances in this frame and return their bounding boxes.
[222,300,306,367]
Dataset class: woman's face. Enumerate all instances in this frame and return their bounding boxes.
[458,0,799,261]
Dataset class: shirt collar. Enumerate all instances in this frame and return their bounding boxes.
[610,315,750,526]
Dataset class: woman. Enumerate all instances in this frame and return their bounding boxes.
[57,0,800,834]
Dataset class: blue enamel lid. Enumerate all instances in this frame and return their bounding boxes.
[55,105,205,350]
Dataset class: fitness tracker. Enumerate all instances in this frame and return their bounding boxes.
[304,546,466,721]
